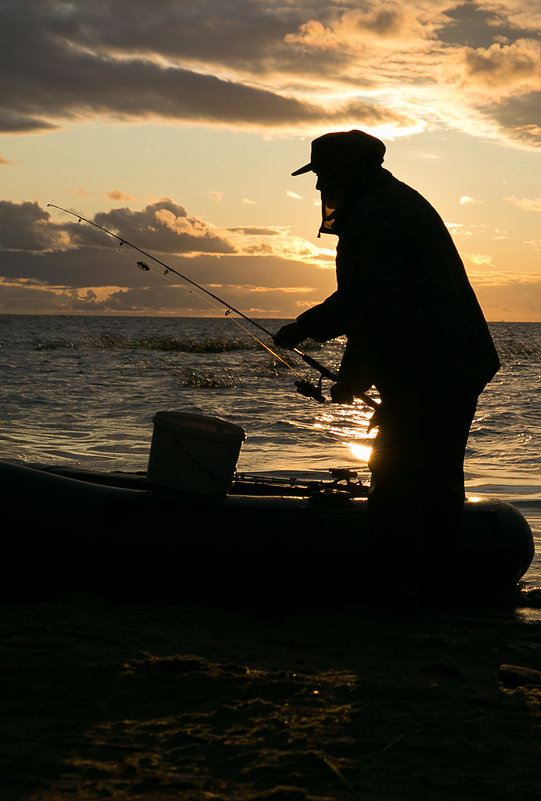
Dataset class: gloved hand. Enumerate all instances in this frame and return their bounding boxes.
[330,382,354,404]
[273,322,305,348]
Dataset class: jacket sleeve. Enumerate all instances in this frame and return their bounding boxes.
[295,292,347,342]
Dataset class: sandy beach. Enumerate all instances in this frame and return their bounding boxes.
[2,592,541,801]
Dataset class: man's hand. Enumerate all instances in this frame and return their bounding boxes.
[330,382,354,404]
[273,322,305,349]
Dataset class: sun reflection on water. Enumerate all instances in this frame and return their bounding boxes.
[348,442,373,463]
[313,399,377,463]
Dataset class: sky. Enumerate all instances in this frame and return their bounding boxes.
[1,0,540,321]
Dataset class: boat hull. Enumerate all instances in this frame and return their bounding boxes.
[1,461,534,605]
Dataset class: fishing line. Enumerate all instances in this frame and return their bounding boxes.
[93,236,298,388]
[48,203,300,365]
[116,241,295,372]
[47,203,378,407]
[49,204,282,339]
[131,251,296,377]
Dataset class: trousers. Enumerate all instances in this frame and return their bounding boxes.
[366,392,480,593]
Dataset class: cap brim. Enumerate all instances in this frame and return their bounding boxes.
[291,162,313,176]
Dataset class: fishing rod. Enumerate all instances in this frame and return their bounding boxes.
[47,203,377,408]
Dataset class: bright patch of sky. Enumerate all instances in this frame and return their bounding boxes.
[1,0,540,319]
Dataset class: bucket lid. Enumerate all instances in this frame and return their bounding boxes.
[153,411,246,440]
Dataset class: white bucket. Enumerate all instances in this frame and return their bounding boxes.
[147,411,246,495]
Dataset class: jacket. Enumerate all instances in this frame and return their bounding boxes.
[296,169,500,400]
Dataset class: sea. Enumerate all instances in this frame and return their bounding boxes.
[1,314,540,596]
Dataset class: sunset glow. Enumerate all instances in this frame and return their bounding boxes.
[1,1,540,320]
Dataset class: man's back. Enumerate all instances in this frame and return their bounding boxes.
[333,169,500,397]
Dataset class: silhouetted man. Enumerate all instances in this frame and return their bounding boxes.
[274,130,500,592]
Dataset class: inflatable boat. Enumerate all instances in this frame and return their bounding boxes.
[0,457,534,605]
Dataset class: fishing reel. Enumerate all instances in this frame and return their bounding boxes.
[295,375,326,403]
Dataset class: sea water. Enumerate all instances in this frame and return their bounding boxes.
[1,315,540,590]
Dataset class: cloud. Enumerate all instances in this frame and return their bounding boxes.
[459,195,481,205]
[466,252,495,269]
[0,200,72,251]
[229,226,282,236]
[92,200,235,254]
[470,270,541,320]
[0,112,58,134]
[2,196,541,320]
[106,189,137,202]
[0,199,336,316]
[2,0,541,147]
[473,0,541,39]
[0,0,411,135]
[484,90,541,145]
[436,25,541,144]
[505,195,541,212]
[1,194,539,320]
[0,252,333,317]
[455,39,541,95]
[285,2,442,51]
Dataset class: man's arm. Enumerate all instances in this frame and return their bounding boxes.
[273,292,346,348]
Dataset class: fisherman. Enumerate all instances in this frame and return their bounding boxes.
[274,130,500,590]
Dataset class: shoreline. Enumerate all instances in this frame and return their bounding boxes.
[2,593,541,800]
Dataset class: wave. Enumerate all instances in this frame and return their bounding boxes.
[491,322,541,362]
[495,341,541,361]
[180,370,241,389]
[6,314,540,360]
[18,318,541,362]
[32,333,325,357]
[33,336,258,353]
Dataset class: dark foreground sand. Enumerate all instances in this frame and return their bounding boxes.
[2,593,541,801]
